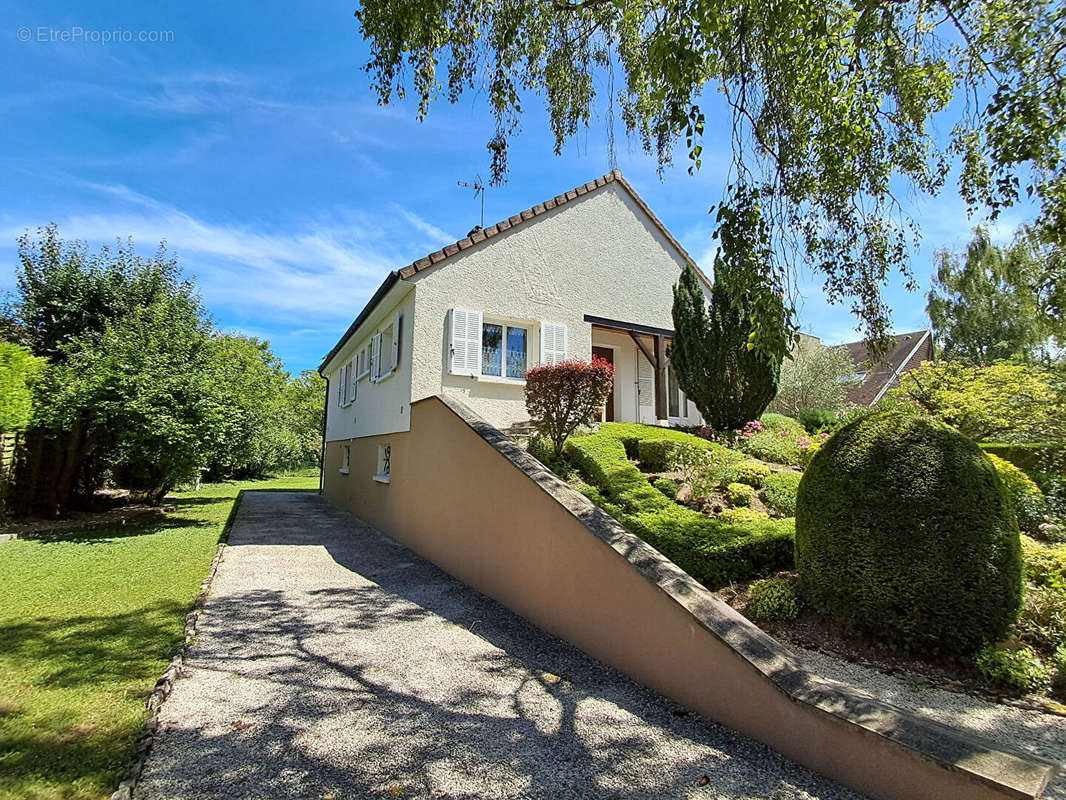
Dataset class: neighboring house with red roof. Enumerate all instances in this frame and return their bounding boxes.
[318,171,710,485]
[841,329,934,406]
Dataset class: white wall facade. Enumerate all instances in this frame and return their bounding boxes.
[324,288,415,441]
[407,183,694,429]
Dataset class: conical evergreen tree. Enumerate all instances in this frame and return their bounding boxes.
[671,257,783,430]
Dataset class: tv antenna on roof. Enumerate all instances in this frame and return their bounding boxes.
[457,174,486,230]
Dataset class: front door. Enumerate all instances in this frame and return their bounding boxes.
[591,346,615,421]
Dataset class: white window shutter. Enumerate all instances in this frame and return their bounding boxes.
[371,333,382,381]
[391,314,401,373]
[449,308,482,375]
[540,322,568,365]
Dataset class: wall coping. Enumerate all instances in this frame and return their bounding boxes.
[429,392,1058,800]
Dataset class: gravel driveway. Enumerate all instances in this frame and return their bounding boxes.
[134,491,863,800]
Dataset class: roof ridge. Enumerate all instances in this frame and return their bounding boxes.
[396,169,706,284]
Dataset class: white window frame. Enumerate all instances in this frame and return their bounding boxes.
[356,343,371,380]
[480,318,529,382]
[339,444,351,475]
[373,443,391,484]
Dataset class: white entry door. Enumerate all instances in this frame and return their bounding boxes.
[637,351,656,423]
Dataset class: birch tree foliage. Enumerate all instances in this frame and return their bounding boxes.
[354,0,1065,358]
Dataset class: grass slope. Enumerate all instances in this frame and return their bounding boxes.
[0,476,318,800]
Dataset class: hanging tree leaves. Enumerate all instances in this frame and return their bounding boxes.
[354,0,1065,358]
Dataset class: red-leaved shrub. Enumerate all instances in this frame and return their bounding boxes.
[524,358,614,456]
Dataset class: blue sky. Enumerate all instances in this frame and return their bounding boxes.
[0,0,1033,374]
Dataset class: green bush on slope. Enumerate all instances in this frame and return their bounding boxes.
[565,427,794,587]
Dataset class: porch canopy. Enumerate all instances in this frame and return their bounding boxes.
[585,314,671,420]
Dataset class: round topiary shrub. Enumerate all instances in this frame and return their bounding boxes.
[796,412,1023,654]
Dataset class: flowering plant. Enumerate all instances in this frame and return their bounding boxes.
[741,420,763,438]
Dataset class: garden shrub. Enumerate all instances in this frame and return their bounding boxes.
[726,482,756,507]
[798,407,838,434]
[738,421,805,466]
[653,477,679,499]
[762,471,802,516]
[796,412,1023,654]
[759,413,805,435]
[525,358,614,456]
[980,443,1048,475]
[1053,647,1066,695]
[798,433,830,467]
[748,575,802,621]
[718,507,771,525]
[1016,585,1066,653]
[598,422,708,455]
[987,454,1047,536]
[716,459,772,488]
[974,644,1051,693]
[1021,535,1066,588]
[565,429,794,587]
[527,434,574,478]
[636,438,694,472]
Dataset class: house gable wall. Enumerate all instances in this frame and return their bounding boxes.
[408,182,693,428]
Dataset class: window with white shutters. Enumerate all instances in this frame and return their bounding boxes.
[370,332,382,380]
[540,322,568,366]
[340,362,354,406]
[449,308,483,375]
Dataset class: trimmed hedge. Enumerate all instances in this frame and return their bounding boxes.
[653,477,679,499]
[762,471,802,516]
[565,430,794,587]
[796,412,1023,654]
[595,422,740,473]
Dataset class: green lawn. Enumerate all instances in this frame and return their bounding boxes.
[0,476,318,800]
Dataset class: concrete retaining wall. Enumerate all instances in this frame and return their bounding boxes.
[322,394,1055,800]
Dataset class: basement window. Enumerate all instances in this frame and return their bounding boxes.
[340,445,351,475]
[373,444,391,484]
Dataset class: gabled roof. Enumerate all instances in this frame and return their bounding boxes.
[843,329,933,406]
[395,169,705,282]
[319,170,709,373]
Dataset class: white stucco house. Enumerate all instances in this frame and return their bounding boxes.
[318,170,709,469]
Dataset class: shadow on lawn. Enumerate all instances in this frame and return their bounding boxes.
[0,600,188,798]
[28,514,215,545]
[0,601,188,689]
